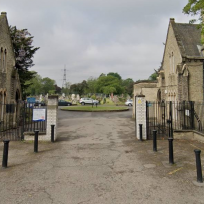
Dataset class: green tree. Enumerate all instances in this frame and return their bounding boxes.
[95,75,124,95]
[183,0,204,42]
[70,80,88,96]
[41,77,56,95]
[85,77,97,94]
[9,26,40,93]
[148,72,158,81]
[107,72,122,80]
[24,72,42,96]
[122,78,134,97]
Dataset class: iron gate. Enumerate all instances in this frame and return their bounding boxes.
[146,101,197,139]
[0,101,47,141]
[146,101,173,140]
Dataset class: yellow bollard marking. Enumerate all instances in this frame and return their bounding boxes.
[168,167,183,175]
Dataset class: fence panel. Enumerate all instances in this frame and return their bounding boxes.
[146,101,204,139]
[0,101,47,141]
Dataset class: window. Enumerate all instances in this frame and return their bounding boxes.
[172,52,174,73]
[2,49,7,72]
[0,48,3,72]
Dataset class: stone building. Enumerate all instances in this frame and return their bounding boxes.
[0,12,21,120]
[133,18,204,118]
[157,18,204,103]
[132,80,158,118]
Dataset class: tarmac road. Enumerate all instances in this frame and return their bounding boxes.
[0,107,204,204]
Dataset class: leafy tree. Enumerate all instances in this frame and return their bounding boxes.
[24,72,42,96]
[41,77,56,95]
[55,85,62,94]
[85,77,97,94]
[183,0,204,42]
[107,72,122,80]
[148,72,158,81]
[70,80,88,96]
[95,75,124,95]
[122,78,134,97]
[9,26,40,93]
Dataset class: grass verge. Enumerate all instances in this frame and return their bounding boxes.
[61,105,129,112]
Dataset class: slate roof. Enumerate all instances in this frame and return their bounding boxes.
[171,20,202,57]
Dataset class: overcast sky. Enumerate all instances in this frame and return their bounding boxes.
[2,0,193,87]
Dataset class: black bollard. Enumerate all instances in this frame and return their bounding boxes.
[194,149,203,183]
[153,130,157,152]
[34,130,39,153]
[51,125,55,143]
[96,103,97,108]
[139,124,143,141]
[168,138,174,164]
[2,140,10,168]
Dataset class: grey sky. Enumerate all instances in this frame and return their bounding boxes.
[2,0,193,86]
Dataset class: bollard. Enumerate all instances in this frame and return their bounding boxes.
[51,125,55,143]
[194,149,203,183]
[153,130,157,152]
[168,137,174,164]
[139,124,143,141]
[96,103,97,108]
[2,140,10,168]
[34,130,39,153]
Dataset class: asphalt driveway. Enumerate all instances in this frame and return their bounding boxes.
[0,107,204,204]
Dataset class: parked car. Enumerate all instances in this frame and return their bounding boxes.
[125,99,133,106]
[80,98,99,105]
[58,100,72,106]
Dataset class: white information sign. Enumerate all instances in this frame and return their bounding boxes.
[33,109,46,121]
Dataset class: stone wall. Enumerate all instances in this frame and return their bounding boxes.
[24,96,58,141]
[187,61,203,102]
[174,130,204,143]
[159,20,182,102]
[0,12,21,103]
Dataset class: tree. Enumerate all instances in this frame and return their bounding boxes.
[9,26,40,92]
[95,75,124,95]
[183,1,204,42]
[85,77,97,94]
[70,80,88,96]
[41,77,56,95]
[148,72,158,81]
[24,72,42,96]
[122,78,134,97]
[55,85,62,94]
[107,72,122,80]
